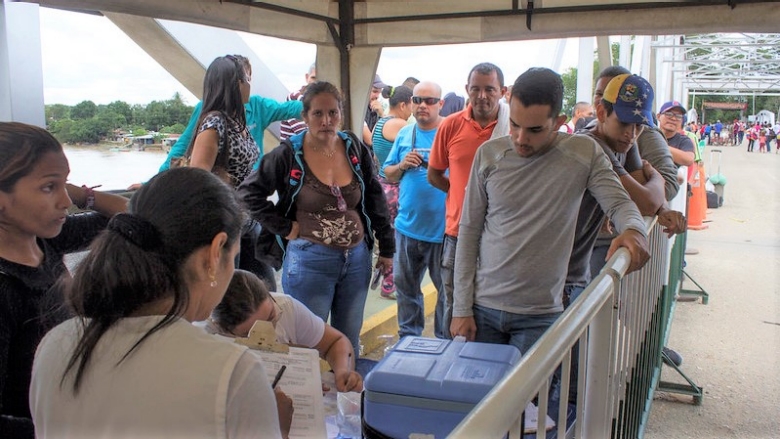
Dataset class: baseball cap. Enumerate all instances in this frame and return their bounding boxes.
[659,100,687,115]
[602,74,656,128]
[373,74,388,89]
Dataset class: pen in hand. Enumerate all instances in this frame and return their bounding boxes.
[271,365,287,389]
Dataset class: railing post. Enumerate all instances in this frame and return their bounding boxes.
[583,275,618,438]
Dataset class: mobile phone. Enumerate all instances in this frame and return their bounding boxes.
[370,267,382,290]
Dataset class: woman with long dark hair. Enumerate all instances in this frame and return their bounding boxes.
[185,55,276,291]
[238,81,395,357]
[186,55,259,188]
[30,168,291,439]
[0,122,126,438]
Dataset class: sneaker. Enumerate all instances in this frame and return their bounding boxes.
[662,347,683,367]
[380,274,396,300]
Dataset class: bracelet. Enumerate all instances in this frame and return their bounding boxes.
[399,163,407,172]
[81,185,97,210]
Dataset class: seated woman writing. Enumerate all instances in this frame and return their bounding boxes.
[30,168,291,439]
[204,269,363,392]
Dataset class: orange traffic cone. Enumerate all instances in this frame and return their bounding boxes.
[688,164,708,230]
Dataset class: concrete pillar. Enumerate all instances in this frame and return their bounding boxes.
[317,44,382,134]
[349,46,382,134]
[596,36,612,72]
[619,36,631,69]
[0,1,45,126]
[576,37,594,103]
[550,39,567,73]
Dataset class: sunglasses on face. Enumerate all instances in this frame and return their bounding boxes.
[412,96,441,105]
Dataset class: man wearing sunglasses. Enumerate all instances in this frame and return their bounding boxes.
[382,81,448,339]
[428,62,510,338]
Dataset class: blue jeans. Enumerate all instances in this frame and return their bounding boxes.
[473,304,563,420]
[589,244,610,281]
[394,231,446,338]
[439,234,457,339]
[282,239,371,356]
[563,284,586,405]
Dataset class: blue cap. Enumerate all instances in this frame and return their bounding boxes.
[602,74,656,128]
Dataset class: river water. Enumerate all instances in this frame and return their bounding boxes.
[64,146,168,191]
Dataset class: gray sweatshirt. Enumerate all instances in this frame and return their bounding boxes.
[453,133,646,316]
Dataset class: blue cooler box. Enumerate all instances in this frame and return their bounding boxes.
[363,336,521,439]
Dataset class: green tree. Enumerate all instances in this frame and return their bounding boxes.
[45,104,70,124]
[70,100,97,120]
[160,123,186,134]
[106,100,133,125]
[50,118,75,143]
[144,100,169,132]
[561,67,577,118]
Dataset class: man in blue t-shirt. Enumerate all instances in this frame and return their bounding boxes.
[382,81,448,339]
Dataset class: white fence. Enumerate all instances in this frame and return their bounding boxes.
[449,216,671,439]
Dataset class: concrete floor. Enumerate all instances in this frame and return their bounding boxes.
[643,143,780,438]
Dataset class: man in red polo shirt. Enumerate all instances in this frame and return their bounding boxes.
[428,62,510,338]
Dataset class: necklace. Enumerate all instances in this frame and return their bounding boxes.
[312,144,337,158]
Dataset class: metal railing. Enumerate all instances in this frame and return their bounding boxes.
[449,215,673,439]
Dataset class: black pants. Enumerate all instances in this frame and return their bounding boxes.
[237,219,277,291]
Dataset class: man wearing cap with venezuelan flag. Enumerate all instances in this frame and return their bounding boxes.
[586,74,686,279]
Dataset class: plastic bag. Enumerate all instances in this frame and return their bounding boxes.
[336,392,361,439]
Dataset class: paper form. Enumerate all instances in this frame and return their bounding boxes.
[252,347,327,439]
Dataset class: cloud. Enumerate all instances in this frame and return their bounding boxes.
[40,8,198,106]
[38,8,582,107]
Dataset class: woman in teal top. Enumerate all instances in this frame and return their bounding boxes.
[370,85,412,299]
[158,57,303,173]
[371,85,412,178]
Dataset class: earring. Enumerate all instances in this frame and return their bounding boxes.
[209,269,217,287]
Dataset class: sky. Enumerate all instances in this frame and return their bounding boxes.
[38,7,583,107]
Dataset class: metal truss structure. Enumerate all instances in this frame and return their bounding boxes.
[654,33,780,96]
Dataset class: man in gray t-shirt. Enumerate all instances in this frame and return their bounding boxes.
[450,68,650,352]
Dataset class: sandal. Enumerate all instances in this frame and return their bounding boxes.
[380,274,396,300]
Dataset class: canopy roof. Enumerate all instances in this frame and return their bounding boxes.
[18,0,780,46]
[17,0,780,128]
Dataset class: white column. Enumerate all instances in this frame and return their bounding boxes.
[576,37,595,103]
[550,38,567,72]
[0,1,45,126]
[619,35,632,68]
[349,46,382,134]
[596,36,612,72]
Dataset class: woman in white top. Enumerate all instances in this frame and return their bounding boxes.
[30,167,292,439]
[207,269,363,392]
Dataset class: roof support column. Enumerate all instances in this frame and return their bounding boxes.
[596,36,612,72]
[0,1,45,126]
[576,37,594,103]
[316,42,381,135]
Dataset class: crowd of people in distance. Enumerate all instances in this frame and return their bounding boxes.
[2,52,700,438]
[685,119,778,153]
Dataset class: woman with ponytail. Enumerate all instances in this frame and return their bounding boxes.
[30,167,291,439]
[0,122,126,439]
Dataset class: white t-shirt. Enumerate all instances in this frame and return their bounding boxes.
[271,293,326,348]
[196,293,325,349]
[31,316,281,439]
